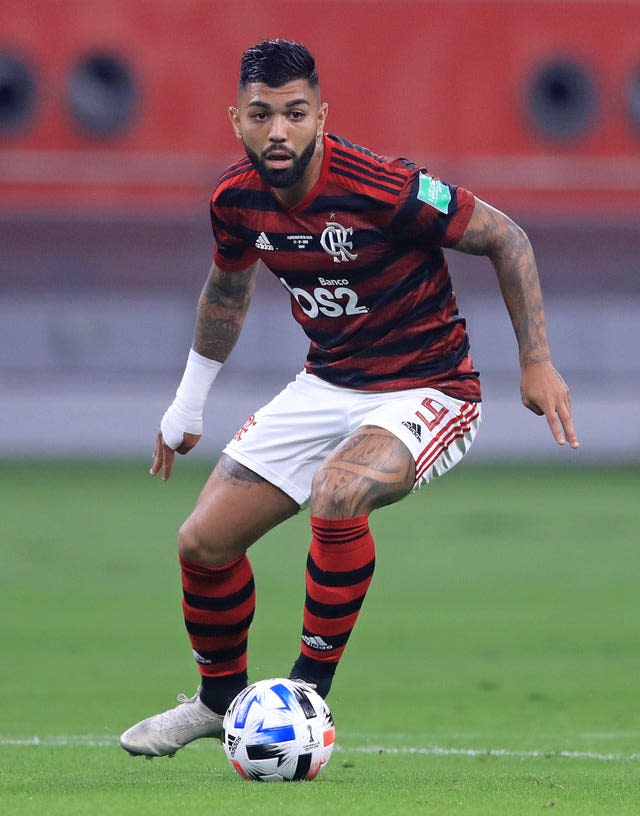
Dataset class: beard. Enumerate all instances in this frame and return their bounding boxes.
[244,136,318,189]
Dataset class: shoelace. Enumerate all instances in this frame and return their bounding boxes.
[176,691,199,705]
[154,690,213,729]
[290,678,318,691]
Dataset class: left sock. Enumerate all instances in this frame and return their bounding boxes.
[291,514,376,696]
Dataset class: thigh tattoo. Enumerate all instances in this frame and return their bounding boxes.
[216,453,266,487]
[312,428,415,516]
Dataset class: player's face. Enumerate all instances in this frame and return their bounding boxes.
[229,79,328,200]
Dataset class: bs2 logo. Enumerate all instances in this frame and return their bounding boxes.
[279,277,368,318]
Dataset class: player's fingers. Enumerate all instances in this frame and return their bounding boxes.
[558,402,580,449]
[162,444,176,481]
[149,432,164,476]
[544,408,567,445]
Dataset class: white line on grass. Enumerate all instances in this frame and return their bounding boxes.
[341,745,640,762]
[1,735,639,761]
[1,736,117,747]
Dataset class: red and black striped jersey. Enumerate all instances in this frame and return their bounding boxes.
[210,133,481,401]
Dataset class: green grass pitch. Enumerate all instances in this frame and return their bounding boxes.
[1,459,638,814]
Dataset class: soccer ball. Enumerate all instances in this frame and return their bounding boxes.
[222,678,336,782]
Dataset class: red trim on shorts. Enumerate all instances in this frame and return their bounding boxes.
[414,402,480,481]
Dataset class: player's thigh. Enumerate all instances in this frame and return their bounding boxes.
[310,425,416,518]
[179,454,299,565]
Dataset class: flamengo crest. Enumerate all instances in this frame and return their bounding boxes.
[320,221,358,264]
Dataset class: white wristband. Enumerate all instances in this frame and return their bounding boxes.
[160,349,222,449]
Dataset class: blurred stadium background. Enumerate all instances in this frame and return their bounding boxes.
[1,0,638,462]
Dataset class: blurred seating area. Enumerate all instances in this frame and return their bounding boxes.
[1,1,638,460]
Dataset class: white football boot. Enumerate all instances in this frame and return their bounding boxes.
[119,689,224,758]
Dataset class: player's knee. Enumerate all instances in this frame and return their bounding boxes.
[178,514,218,565]
[309,465,364,518]
[177,515,203,561]
[178,512,246,566]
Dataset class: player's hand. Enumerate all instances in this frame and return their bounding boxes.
[149,430,201,481]
[520,361,579,449]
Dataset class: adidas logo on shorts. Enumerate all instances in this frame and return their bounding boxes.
[255,231,275,251]
[402,420,422,442]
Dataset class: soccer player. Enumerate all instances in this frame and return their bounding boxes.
[120,39,578,757]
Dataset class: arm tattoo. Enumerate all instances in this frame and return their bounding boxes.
[456,200,550,367]
[193,264,256,361]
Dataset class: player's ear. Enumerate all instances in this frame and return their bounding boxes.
[228,106,242,139]
[317,102,328,139]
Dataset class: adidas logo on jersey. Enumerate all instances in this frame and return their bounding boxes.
[402,421,422,442]
[255,231,275,251]
[301,634,333,651]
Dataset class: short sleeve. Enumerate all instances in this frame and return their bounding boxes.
[390,169,475,249]
[210,197,260,272]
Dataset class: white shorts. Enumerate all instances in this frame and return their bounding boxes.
[223,371,481,506]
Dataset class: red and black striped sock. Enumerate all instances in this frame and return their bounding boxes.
[290,515,376,697]
[180,554,254,713]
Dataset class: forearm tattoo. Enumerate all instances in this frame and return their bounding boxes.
[193,265,256,361]
[457,202,550,367]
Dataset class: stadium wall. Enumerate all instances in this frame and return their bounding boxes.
[2,0,640,214]
[1,1,638,460]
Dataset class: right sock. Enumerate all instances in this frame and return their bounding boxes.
[180,554,255,712]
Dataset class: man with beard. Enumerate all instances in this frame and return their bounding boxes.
[120,39,578,758]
